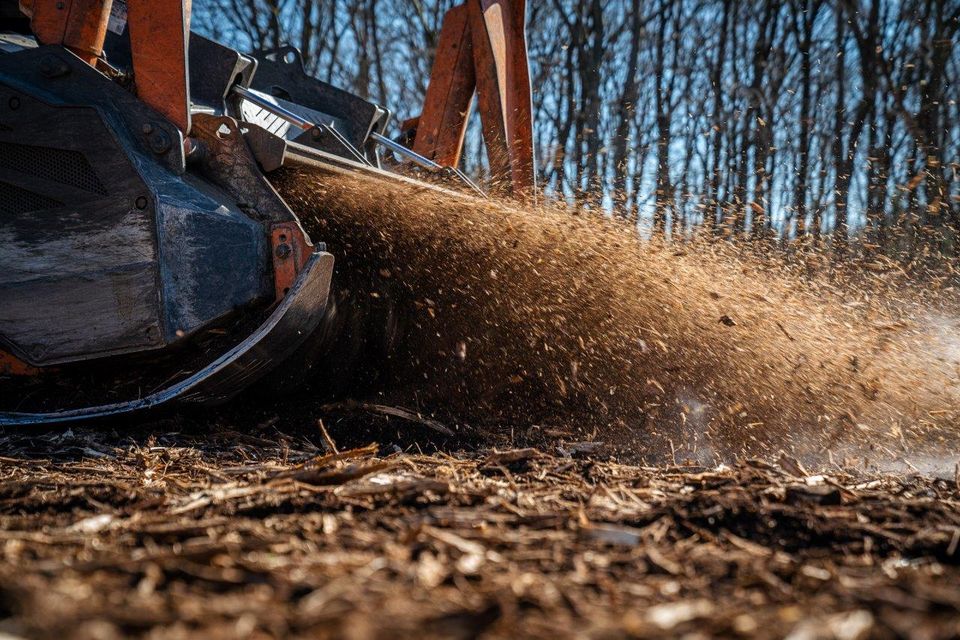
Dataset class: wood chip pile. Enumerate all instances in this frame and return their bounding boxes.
[0,426,958,639]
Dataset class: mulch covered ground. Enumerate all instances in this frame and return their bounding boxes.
[0,421,958,640]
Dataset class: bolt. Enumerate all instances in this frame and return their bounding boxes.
[275,243,292,259]
[148,130,171,154]
[141,123,154,134]
[135,196,148,210]
[7,96,19,110]
[39,55,69,78]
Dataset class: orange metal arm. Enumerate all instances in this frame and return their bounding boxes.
[126,0,192,133]
[19,0,112,65]
[410,3,475,168]
[21,0,192,134]
[470,0,535,196]
[411,0,535,199]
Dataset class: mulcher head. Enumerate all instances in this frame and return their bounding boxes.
[0,0,534,425]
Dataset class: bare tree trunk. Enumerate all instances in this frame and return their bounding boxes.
[793,0,821,239]
[917,1,958,247]
[750,1,783,238]
[611,0,644,219]
[653,1,675,235]
[838,0,885,254]
[706,0,730,233]
[572,0,604,206]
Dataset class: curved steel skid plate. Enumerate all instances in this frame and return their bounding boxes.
[0,251,334,426]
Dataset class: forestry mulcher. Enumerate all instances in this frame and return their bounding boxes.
[0,0,534,424]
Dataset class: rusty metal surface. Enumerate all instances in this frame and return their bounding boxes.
[191,113,318,305]
[469,0,535,198]
[0,19,343,419]
[270,221,312,302]
[0,348,38,376]
[126,0,191,132]
[191,113,296,224]
[61,0,110,63]
[19,0,112,65]
[409,0,535,198]
[411,3,475,168]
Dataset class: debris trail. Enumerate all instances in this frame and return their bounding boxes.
[280,170,960,466]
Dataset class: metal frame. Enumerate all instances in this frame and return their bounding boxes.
[0,251,334,426]
[1,0,537,425]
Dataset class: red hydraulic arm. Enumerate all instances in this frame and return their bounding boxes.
[126,0,192,133]
[19,0,192,133]
[18,0,110,65]
[406,0,535,199]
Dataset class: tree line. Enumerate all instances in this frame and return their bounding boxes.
[196,0,960,257]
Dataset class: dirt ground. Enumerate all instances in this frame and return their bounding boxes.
[0,414,958,640]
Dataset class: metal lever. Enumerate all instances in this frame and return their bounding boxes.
[369,132,486,198]
[233,85,312,130]
[231,85,370,166]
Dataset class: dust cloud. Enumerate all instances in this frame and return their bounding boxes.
[277,169,960,468]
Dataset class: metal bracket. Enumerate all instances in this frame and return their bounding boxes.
[0,250,335,425]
